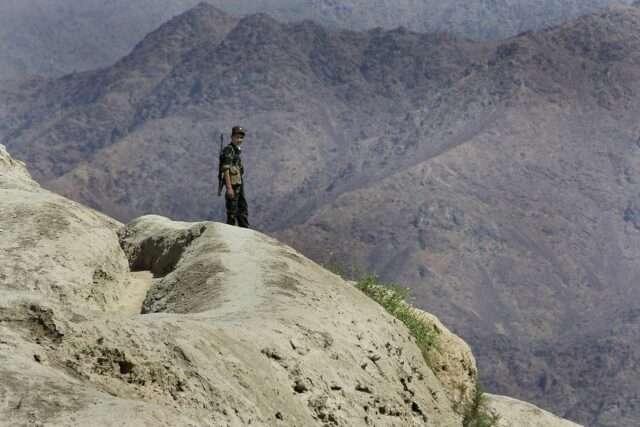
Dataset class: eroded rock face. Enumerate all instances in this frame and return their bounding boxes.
[0,145,38,191]
[109,215,459,425]
[418,310,478,405]
[0,144,581,426]
[0,145,130,320]
[0,146,196,425]
[0,145,458,425]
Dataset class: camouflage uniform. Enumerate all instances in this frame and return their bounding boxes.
[221,142,249,228]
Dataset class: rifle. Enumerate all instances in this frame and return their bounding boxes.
[217,133,224,196]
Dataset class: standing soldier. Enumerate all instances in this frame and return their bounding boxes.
[220,126,249,228]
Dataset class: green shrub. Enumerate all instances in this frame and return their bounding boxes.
[457,385,501,427]
[355,275,439,361]
[355,275,499,427]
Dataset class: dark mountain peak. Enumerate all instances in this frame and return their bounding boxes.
[593,3,640,22]
[185,2,232,20]
[194,1,218,11]
[122,3,237,68]
[234,12,283,33]
[144,2,234,40]
[543,4,640,59]
[364,24,460,55]
[288,18,333,38]
[502,4,640,61]
[220,12,294,54]
[562,3,640,31]
[286,18,345,47]
[390,25,410,34]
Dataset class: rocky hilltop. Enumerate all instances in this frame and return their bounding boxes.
[0,145,581,426]
[3,4,640,426]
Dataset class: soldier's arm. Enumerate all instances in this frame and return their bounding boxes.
[224,170,233,193]
[221,146,235,197]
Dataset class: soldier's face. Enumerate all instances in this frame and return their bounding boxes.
[232,134,244,144]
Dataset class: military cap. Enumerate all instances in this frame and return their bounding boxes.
[231,126,246,136]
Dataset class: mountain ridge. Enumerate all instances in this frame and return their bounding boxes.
[1,0,637,81]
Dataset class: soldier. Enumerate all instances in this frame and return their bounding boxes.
[221,126,249,228]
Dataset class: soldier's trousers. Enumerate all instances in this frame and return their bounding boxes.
[225,184,249,228]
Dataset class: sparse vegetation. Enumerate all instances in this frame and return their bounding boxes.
[456,385,501,427]
[355,275,439,361]
[355,274,499,427]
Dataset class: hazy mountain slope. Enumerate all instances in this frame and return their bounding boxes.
[277,91,640,426]
[206,0,636,40]
[0,0,205,80]
[274,8,640,425]
[1,4,237,181]
[5,8,488,222]
[0,0,634,81]
[3,5,640,426]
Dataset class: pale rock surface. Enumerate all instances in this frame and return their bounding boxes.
[0,144,457,425]
[0,144,580,426]
[110,214,458,425]
[487,394,583,427]
[342,283,480,406]
[0,145,197,426]
[417,310,478,405]
[371,308,584,427]
[0,145,37,191]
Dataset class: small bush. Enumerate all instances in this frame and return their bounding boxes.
[355,275,499,427]
[457,385,501,427]
[355,275,439,361]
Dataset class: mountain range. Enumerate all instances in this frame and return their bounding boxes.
[2,4,640,426]
[0,0,635,81]
[203,0,638,40]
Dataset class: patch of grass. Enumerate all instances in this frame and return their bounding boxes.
[323,261,350,278]
[355,275,439,361]
[456,385,501,427]
[323,260,364,281]
[354,274,498,426]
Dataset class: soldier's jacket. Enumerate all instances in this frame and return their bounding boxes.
[221,143,244,185]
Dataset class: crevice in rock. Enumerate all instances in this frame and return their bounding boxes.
[0,304,65,344]
[118,224,207,278]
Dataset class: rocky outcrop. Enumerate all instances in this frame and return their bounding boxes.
[0,147,188,425]
[0,145,38,191]
[418,310,478,405]
[1,144,458,425]
[111,214,462,425]
[0,144,583,426]
[487,395,582,427]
